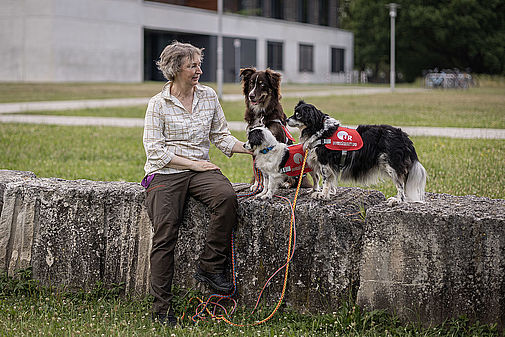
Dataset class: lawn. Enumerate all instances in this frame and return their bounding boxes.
[0,81,358,103]
[0,270,501,336]
[0,124,504,199]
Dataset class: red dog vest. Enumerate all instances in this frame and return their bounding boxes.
[280,144,313,176]
[320,127,363,151]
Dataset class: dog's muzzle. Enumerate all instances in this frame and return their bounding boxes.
[286,118,297,127]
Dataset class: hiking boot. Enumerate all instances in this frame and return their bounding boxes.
[152,312,177,327]
[194,267,234,294]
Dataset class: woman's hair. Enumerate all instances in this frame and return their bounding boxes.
[156,41,204,81]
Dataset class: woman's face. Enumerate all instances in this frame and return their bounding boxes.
[177,54,202,86]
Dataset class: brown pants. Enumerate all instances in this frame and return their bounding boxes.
[144,170,237,314]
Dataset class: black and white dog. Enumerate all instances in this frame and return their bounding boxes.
[243,126,291,199]
[287,100,427,205]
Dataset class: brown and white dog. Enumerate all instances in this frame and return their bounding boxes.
[240,68,292,144]
[240,67,311,190]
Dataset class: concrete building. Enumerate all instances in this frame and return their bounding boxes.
[0,0,354,83]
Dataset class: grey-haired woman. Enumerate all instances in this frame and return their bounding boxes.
[142,41,251,325]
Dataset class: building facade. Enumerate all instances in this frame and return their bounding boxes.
[1,0,353,83]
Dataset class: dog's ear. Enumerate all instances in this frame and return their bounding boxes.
[295,100,306,109]
[240,68,256,96]
[265,69,281,96]
[240,68,256,83]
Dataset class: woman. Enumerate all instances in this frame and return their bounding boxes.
[142,41,251,325]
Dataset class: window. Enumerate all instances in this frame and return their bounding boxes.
[297,0,308,23]
[318,0,329,26]
[299,44,313,72]
[267,41,283,70]
[331,48,345,73]
[271,0,283,19]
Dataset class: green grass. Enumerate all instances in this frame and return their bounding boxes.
[1,124,504,199]
[0,81,356,103]
[1,270,501,336]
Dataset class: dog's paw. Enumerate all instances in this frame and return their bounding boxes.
[311,191,329,200]
[250,182,259,191]
[260,193,273,200]
[281,181,290,189]
[387,197,402,206]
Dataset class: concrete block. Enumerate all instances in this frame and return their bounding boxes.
[357,193,505,329]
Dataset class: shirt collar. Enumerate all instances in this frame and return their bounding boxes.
[161,82,206,101]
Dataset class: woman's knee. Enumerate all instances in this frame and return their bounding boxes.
[212,186,237,210]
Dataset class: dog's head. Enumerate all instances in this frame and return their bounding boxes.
[240,68,281,108]
[243,126,278,152]
[287,100,328,131]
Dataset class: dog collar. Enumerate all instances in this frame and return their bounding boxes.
[259,145,275,154]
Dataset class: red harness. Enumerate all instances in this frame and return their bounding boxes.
[317,127,363,151]
[280,124,296,142]
[280,144,313,176]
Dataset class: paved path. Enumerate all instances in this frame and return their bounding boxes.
[0,87,503,139]
[1,114,504,139]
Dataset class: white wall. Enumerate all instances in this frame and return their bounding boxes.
[0,0,353,83]
[1,0,142,82]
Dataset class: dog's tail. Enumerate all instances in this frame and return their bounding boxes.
[405,160,427,202]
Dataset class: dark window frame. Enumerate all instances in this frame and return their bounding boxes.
[299,43,314,73]
[267,40,284,71]
[331,47,345,73]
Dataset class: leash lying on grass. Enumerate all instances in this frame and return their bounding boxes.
[182,150,309,326]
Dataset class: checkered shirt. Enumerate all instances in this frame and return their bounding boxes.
[143,82,238,176]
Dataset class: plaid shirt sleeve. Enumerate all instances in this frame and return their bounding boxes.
[209,92,238,157]
[143,96,174,174]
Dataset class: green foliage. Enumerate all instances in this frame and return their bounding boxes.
[341,0,505,81]
[0,268,40,297]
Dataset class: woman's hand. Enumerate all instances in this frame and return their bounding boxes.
[167,155,220,171]
[189,161,221,172]
[232,141,253,155]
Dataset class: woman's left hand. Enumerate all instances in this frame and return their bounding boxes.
[232,141,253,155]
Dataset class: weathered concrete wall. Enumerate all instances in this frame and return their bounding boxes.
[1,170,504,329]
[357,193,505,328]
[0,172,152,295]
[0,170,36,217]
[0,170,382,311]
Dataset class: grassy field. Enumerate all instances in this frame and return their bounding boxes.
[1,125,504,199]
[0,81,504,335]
[0,81,364,103]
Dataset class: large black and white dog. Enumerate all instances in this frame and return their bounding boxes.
[287,100,427,205]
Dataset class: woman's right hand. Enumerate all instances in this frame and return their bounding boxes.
[166,155,220,172]
[189,160,221,172]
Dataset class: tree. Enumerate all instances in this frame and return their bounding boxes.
[340,0,505,82]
